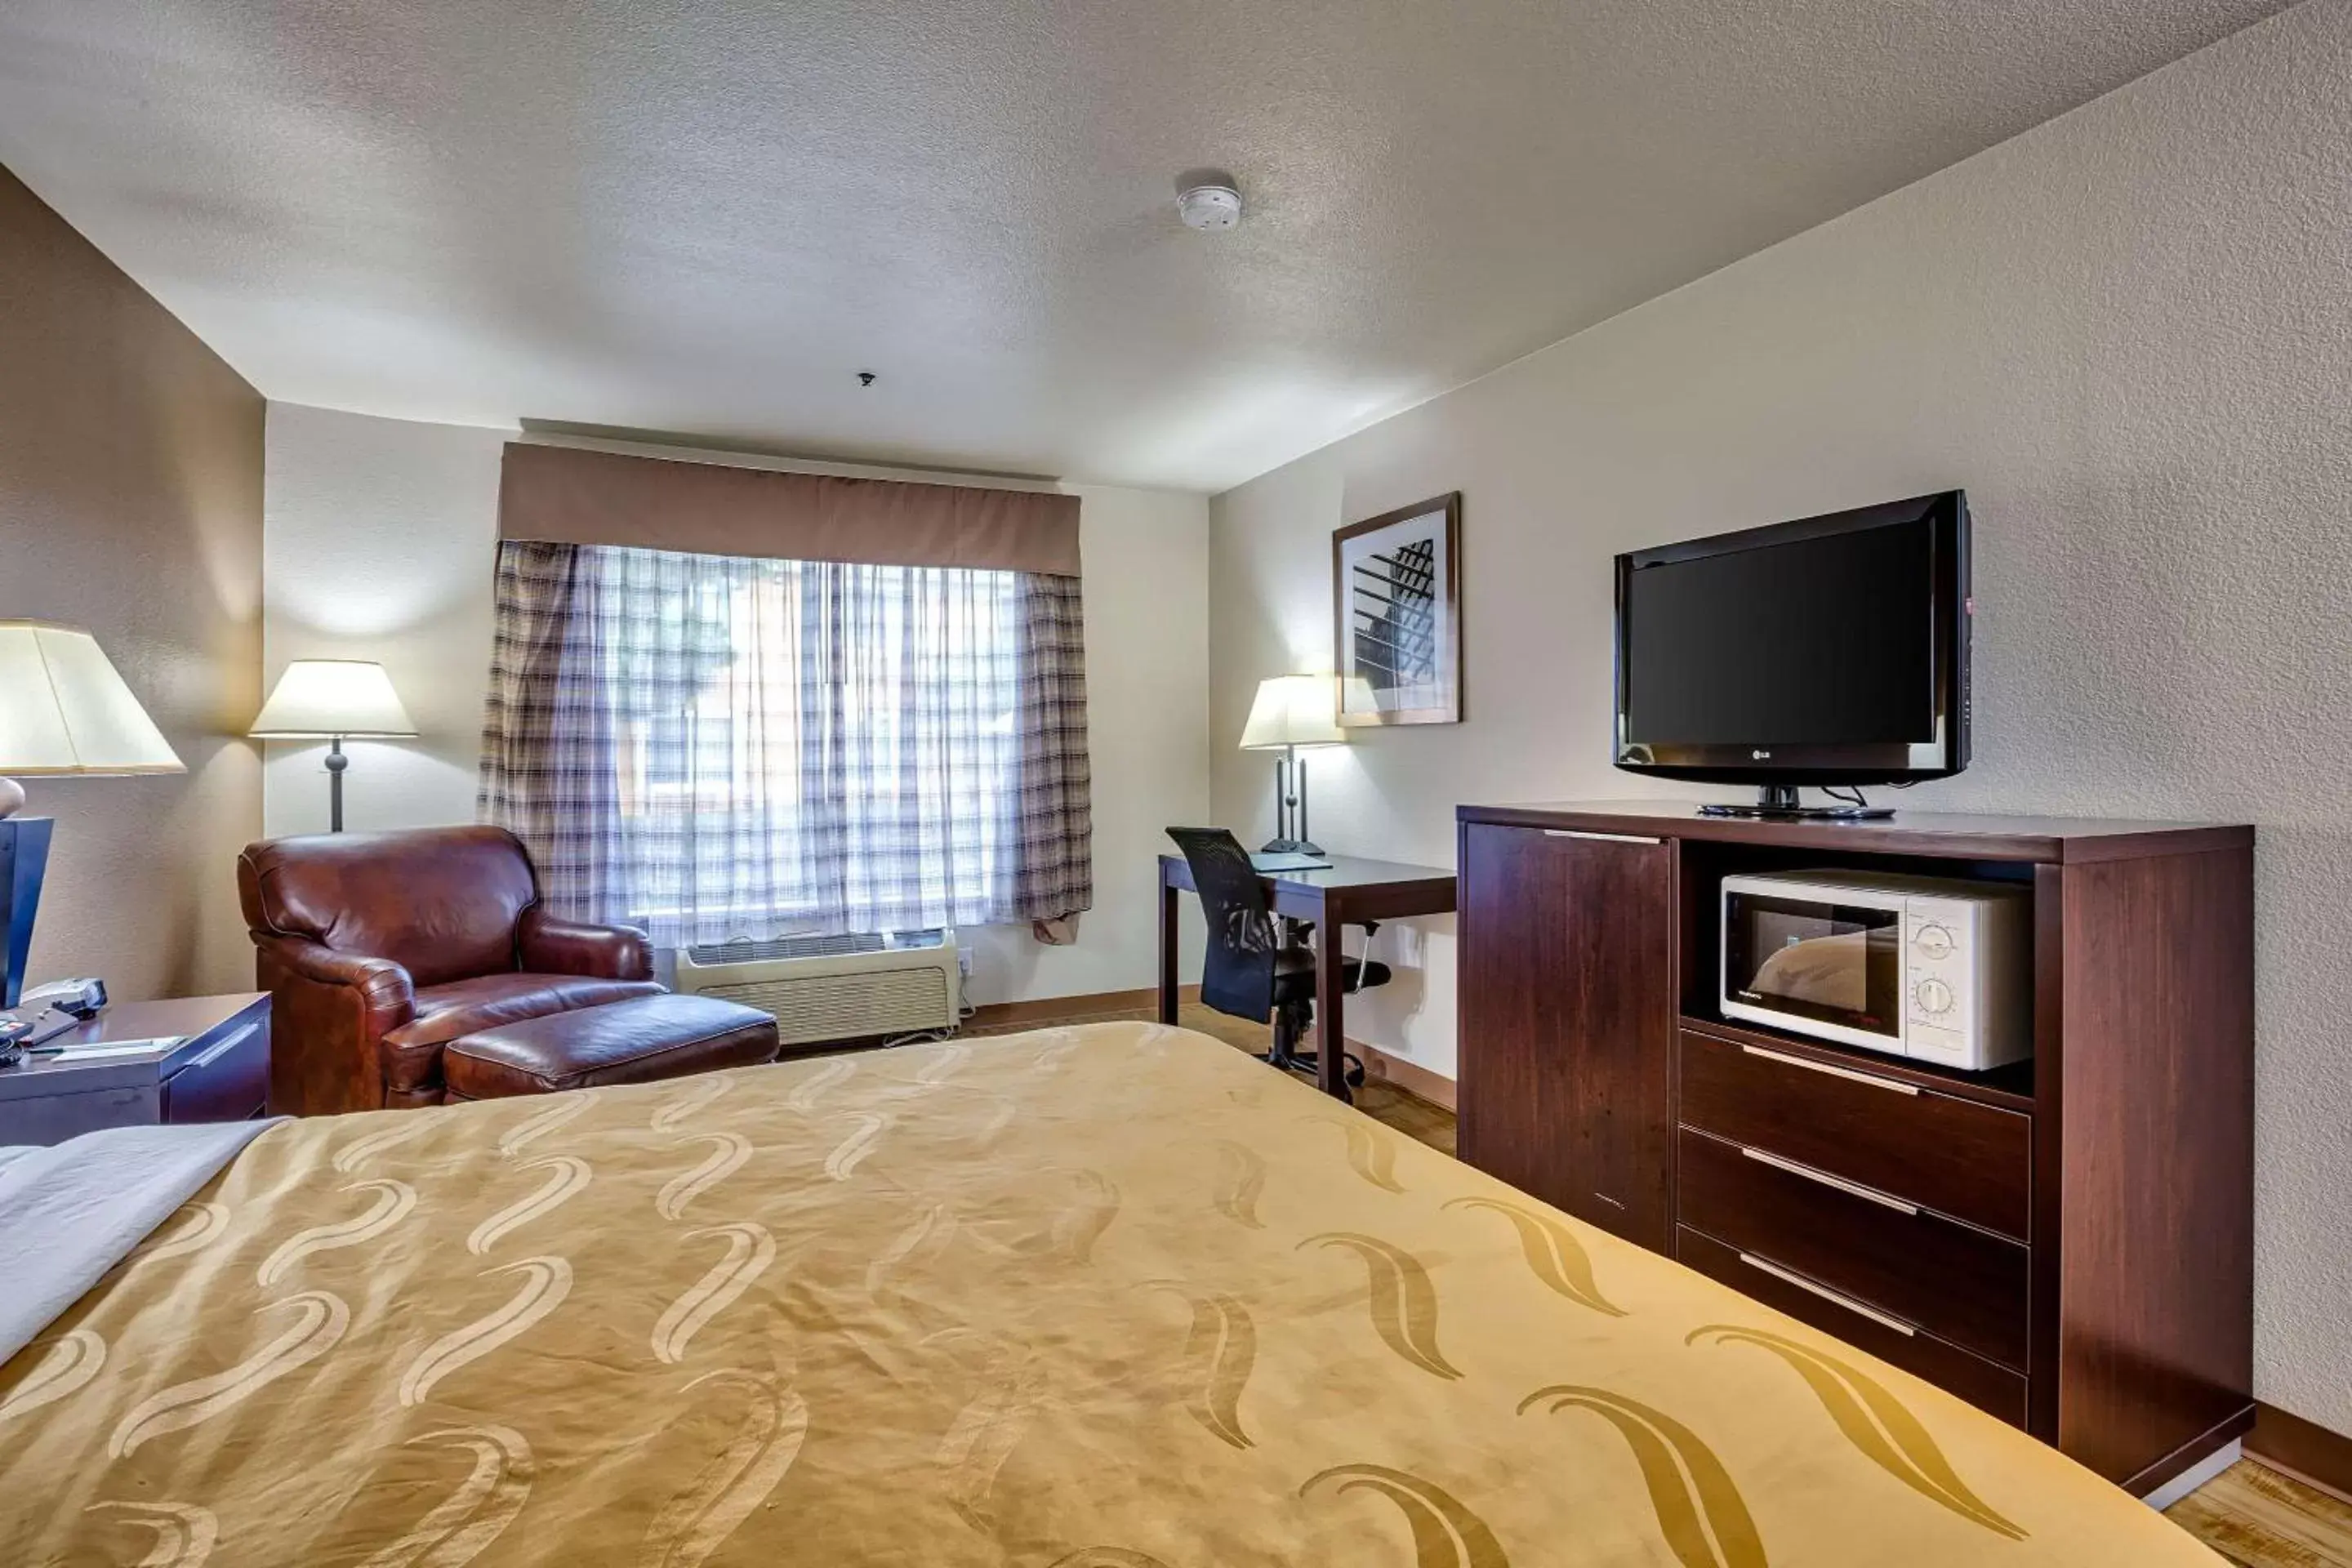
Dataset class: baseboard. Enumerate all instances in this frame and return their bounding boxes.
[1352,1039,1457,1111]
[2140,1441,2239,1511]
[2247,1399,2352,1504]
[964,986,1197,1030]
[2124,1405,2255,1502]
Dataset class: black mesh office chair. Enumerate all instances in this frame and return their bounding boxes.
[1166,826,1392,1087]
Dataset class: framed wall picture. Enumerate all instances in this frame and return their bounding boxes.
[1334,492,1461,727]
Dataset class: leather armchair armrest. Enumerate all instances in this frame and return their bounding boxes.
[258,936,416,1022]
[252,936,417,1116]
[517,906,655,982]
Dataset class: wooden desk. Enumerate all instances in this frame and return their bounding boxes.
[1157,853,1456,1102]
[0,993,271,1145]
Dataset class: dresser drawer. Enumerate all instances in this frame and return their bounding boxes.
[160,1015,270,1125]
[1678,1028,2031,1240]
[1674,1227,2028,1427]
[1677,1128,2028,1370]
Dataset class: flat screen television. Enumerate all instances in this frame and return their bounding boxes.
[1612,491,1969,816]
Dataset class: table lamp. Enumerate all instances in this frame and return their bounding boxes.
[1239,674,1346,855]
[249,660,417,833]
[0,621,186,1009]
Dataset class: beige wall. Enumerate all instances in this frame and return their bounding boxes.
[261,403,506,836]
[0,167,264,1000]
[1209,0,2352,1429]
[262,409,1210,1003]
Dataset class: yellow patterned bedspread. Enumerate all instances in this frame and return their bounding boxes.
[0,1022,2214,1566]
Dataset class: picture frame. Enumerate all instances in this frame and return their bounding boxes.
[1333,492,1462,727]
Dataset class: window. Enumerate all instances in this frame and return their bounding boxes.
[479,541,1089,947]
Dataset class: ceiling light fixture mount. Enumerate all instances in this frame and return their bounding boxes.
[1175,172,1243,233]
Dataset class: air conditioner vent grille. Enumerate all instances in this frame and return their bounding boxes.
[703,967,952,1046]
[687,929,944,964]
[673,929,960,1046]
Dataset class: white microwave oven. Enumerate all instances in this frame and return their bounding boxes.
[1719,870,2031,1071]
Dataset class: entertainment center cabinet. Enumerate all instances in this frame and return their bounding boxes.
[1454,800,2254,1496]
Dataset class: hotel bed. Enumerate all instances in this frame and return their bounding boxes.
[0,1021,2216,1566]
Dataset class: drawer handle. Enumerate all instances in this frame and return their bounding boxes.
[1542,829,1664,844]
[1741,1043,1919,1096]
[1738,1254,1918,1337]
[1740,1146,1920,1215]
[186,1022,259,1071]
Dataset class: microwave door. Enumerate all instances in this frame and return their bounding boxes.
[1724,893,1903,1050]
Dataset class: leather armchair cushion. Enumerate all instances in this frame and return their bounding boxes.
[384,973,666,1070]
[241,826,541,989]
[443,994,779,1100]
[382,974,662,1097]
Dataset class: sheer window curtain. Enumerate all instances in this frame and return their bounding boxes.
[479,540,1091,947]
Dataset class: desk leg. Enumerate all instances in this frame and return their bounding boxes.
[1158,878,1181,1025]
[1316,911,1350,1102]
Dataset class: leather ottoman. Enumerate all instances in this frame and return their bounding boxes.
[443,993,779,1101]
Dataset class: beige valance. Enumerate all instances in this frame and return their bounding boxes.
[497,443,1081,577]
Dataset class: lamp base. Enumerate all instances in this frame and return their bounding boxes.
[1257,835,1326,856]
[326,737,348,833]
[1,817,54,1012]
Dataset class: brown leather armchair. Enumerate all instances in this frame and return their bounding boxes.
[238,825,662,1115]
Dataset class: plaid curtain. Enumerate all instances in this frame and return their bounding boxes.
[479,541,1092,946]
[476,544,627,919]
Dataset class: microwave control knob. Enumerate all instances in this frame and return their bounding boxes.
[1915,977,1954,1016]
[1913,923,1955,960]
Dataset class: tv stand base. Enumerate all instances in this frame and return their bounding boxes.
[1697,784,1895,821]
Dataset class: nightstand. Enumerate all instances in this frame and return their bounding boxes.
[0,993,271,1145]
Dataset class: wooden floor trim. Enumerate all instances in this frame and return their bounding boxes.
[2127,1407,2252,1500]
[964,986,1197,1031]
[2247,1401,2352,1505]
[1352,1039,1457,1111]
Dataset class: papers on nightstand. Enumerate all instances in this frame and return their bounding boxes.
[36,1038,183,1062]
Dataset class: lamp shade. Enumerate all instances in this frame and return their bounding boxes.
[0,621,184,774]
[1239,674,1345,750]
[250,661,417,738]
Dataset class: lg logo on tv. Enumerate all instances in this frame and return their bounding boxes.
[1751,749,1771,760]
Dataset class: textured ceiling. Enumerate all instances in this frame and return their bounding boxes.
[0,0,2290,491]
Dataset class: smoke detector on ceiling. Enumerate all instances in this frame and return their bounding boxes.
[1176,176,1243,232]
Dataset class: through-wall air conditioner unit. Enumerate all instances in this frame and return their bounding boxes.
[673,929,962,1049]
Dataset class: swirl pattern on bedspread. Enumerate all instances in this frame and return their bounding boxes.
[0,1022,2215,1566]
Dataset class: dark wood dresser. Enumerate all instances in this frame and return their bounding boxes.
[1454,800,2253,1497]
